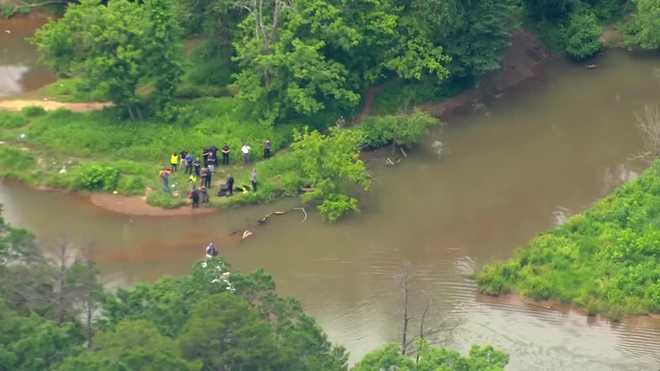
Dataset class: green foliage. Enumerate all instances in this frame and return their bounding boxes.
[360,111,440,149]
[42,78,109,103]
[372,77,474,116]
[0,112,28,129]
[623,0,660,50]
[353,339,509,371]
[58,320,200,371]
[146,191,188,209]
[291,127,370,221]
[478,161,660,318]
[0,303,81,371]
[318,194,359,223]
[73,164,120,191]
[565,11,603,60]
[31,0,183,117]
[179,293,281,370]
[0,148,36,182]
[20,106,46,117]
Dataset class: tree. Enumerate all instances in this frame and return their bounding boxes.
[178,293,282,370]
[0,301,81,371]
[417,0,520,78]
[57,320,200,371]
[565,10,602,60]
[624,0,660,50]
[353,339,509,371]
[233,0,361,119]
[32,0,184,119]
[290,127,371,221]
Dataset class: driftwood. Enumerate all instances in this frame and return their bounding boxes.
[257,207,308,225]
[15,0,68,8]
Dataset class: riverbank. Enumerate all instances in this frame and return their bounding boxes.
[0,29,552,217]
[477,161,660,320]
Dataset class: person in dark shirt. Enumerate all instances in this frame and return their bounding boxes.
[222,144,230,166]
[226,174,234,196]
[190,186,200,208]
[263,139,272,159]
[192,158,201,177]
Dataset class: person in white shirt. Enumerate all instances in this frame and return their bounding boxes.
[241,143,251,164]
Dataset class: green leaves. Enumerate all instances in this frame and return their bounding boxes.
[565,10,603,60]
[290,127,370,221]
[32,0,183,117]
[624,0,660,50]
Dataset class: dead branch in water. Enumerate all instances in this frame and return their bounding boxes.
[292,207,308,223]
[16,0,69,8]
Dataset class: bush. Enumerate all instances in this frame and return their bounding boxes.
[360,111,440,149]
[0,112,28,129]
[116,175,147,195]
[73,164,120,191]
[146,191,188,209]
[565,11,603,60]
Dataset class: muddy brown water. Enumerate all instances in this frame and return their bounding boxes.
[1,49,660,369]
[0,16,55,98]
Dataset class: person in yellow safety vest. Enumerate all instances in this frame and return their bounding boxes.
[170,152,179,172]
[189,173,198,185]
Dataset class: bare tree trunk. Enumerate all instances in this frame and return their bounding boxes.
[399,264,412,355]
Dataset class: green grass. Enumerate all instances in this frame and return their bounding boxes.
[477,161,660,320]
[40,78,109,103]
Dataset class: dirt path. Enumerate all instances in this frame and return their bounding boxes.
[0,99,112,112]
[89,193,217,217]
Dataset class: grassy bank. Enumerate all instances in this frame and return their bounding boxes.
[0,97,439,218]
[477,161,660,320]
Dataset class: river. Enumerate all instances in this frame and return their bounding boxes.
[0,16,55,98]
[1,19,660,370]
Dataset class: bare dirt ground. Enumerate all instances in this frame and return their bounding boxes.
[89,193,217,217]
[0,99,112,112]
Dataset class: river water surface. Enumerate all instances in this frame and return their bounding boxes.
[1,27,660,370]
[0,16,55,97]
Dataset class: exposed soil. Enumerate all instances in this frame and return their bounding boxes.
[420,30,552,118]
[0,99,112,112]
[89,193,217,217]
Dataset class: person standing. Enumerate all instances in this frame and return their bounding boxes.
[179,151,188,170]
[200,186,209,206]
[202,147,209,168]
[241,143,251,164]
[192,158,201,177]
[169,152,179,172]
[226,174,234,196]
[159,168,171,193]
[190,186,200,208]
[251,168,257,192]
[263,139,272,159]
[185,152,193,175]
[222,144,230,166]
[200,167,209,189]
[207,151,217,174]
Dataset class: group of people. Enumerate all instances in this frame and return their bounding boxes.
[159,140,272,208]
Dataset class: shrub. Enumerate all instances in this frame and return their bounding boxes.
[360,111,440,149]
[565,11,603,60]
[116,175,146,195]
[73,164,120,191]
[146,191,187,209]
